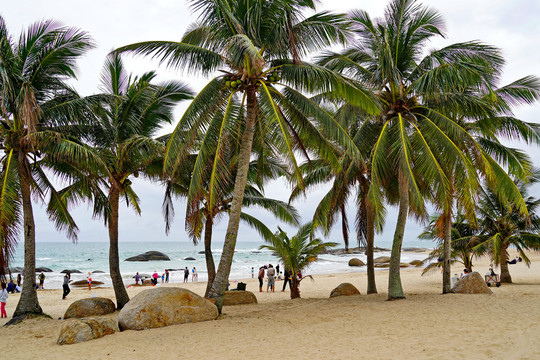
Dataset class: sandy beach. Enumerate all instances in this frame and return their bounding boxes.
[1,250,539,360]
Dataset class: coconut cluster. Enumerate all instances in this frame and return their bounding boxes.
[224,76,246,89]
[266,71,281,82]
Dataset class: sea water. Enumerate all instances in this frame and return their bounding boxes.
[7,241,429,289]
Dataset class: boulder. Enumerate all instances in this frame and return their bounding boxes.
[118,288,218,330]
[92,270,105,273]
[184,257,196,261]
[409,260,424,267]
[198,251,205,254]
[71,280,104,287]
[61,269,82,274]
[9,267,23,273]
[374,263,390,268]
[373,256,391,264]
[64,297,116,319]
[452,272,492,294]
[57,318,118,345]
[222,291,258,306]
[125,251,170,262]
[400,263,410,268]
[330,283,361,298]
[35,267,53,273]
[348,258,365,267]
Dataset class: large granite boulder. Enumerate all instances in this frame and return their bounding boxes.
[409,260,424,267]
[118,288,218,330]
[125,251,170,261]
[64,297,116,319]
[348,258,365,267]
[57,318,118,345]
[71,280,105,287]
[374,263,390,268]
[92,270,105,274]
[452,272,492,294]
[222,291,258,306]
[35,267,53,272]
[9,267,23,273]
[61,269,82,274]
[184,257,196,261]
[330,283,361,298]
[374,256,391,264]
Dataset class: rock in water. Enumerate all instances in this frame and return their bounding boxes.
[71,280,104,287]
[92,270,105,273]
[184,257,196,261]
[35,267,53,272]
[61,269,82,274]
[373,256,391,264]
[63,298,116,319]
[452,272,492,294]
[125,251,170,261]
[348,258,365,267]
[330,283,361,297]
[223,291,258,306]
[57,318,118,345]
[118,288,218,330]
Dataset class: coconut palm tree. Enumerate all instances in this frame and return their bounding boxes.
[164,154,300,297]
[62,53,192,309]
[117,0,378,311]
[260,222,336,298]
[317,0,530,299]
[471,177,540,283]
[0,17,96,317]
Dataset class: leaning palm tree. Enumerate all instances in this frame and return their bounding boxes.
[260,222,336,299]
[472,177,540,283]
[317,0,529,299]
[117,0,378,311]
[65,53,192,309]
[0,18,95,317]
[165,154,300,297]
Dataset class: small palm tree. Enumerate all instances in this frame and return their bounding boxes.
[260,223,336,299]
[0,17,95,317]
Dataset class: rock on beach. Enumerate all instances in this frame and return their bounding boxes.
[451,272,492,294]
[57,318,118,345]
[348,258,365,267]
[330,283,361,297]
[64,297,116,319]
[118,288,218,331]
[223,291,258,306]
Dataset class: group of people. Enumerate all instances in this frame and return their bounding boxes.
[257,264,301,293]
[133,268,199,286]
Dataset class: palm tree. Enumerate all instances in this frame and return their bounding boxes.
[117,0,378,311]
[165,155,300,297]
[0,18,95,317]
[64,53,192,309]
[472,178,540,283]
[317,0,530,299]
[260,222,336,299]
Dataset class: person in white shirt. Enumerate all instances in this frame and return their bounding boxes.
[0,282,8,318]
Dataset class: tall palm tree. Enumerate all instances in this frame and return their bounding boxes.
[260,222,336,299]
[317,0,529,299]
[165,155,300,297]
[0,17,95,317]
[117,0,378,312]
[472,178,540,283]
[63,53,192,309]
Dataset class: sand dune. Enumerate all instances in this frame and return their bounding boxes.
[1,250,539,360]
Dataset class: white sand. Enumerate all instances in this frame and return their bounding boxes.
[1,250,539,360]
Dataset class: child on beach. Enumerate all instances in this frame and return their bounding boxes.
[87,272,92,290]
[0,282,8,318]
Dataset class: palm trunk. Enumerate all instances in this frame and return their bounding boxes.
[108,186,130,309]
[290,275,300,299]
[500,246,512,283]
[366,204,377,294]
[388,170,408,300]
[204,216,216,298]
[207,88,257,313]
[442,209,452,293]
[340,204,349,252]
[13,153,42,317]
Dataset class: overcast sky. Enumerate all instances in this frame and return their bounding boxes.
[2,0,539,247]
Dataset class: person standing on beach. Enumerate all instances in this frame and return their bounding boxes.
[152,271,159,285]
[192,267,198,282]
[87,272,92,291]
[62,273,71,300]
[258,266,265,292]
[251,267,254,278]
[184,267,189,283]
[16,273,21,287]
[0,282,8,318]
[165,269,169,283]
[135,272,140,285]
[266,264,276,292]
[38,272,45,289]
[276,264,280,278]
[282,268,291,292]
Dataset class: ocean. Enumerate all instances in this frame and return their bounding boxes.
[8,241,430,289]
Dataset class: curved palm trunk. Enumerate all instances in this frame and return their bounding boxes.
[500,246,512,283]
[442,209,452,293]
[340,204,349,252]
[204,216,216,298]
[108,186,130,309]
[366,204,377,294]
[290,276,300,299]
[207,88,257,313]
[388,171,408,300]
[13,153,42,317]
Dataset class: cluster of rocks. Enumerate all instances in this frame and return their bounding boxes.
[348,256,425,268]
